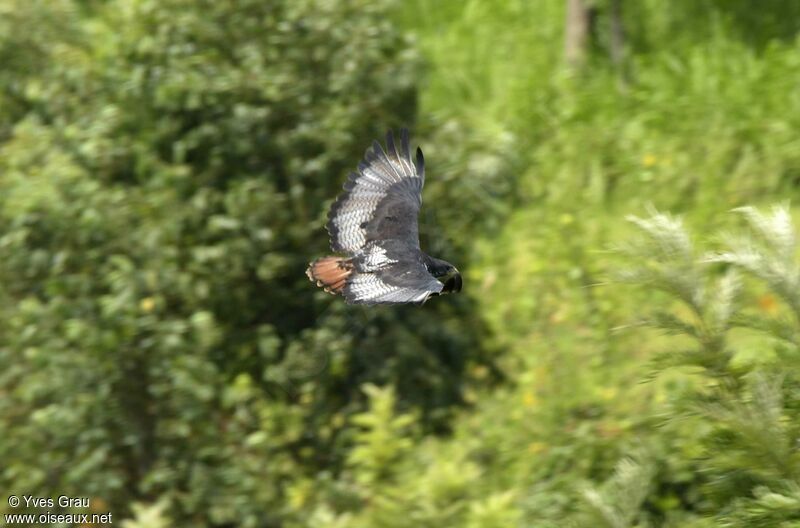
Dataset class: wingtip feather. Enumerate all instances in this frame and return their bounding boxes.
[385,129,397,158]
[367,139,385,162]
[400,128,411,161]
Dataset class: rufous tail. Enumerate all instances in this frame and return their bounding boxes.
[306,256,354,294]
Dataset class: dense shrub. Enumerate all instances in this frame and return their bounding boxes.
[0,1,490,524]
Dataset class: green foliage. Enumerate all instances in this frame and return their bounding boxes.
[577,453,656,528]
[347,384,416,485]
[3,0,800,526]
[321,207,800,528]
[386,3,800,523]
[0,0,490,525]
[121,499,172,528]
[617,210,741,374]
[617,207,800,526]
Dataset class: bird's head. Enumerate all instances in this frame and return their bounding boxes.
[426,257,462,294]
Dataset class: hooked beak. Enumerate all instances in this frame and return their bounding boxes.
[441,268,462,294]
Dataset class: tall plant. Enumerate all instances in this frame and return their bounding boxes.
[596,206,800,526]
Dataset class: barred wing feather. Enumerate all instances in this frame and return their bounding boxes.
[326,129,425,253]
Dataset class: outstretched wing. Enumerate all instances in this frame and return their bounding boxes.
[327,129,425,254]
[343,249,443,305]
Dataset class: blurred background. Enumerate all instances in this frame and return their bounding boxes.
[2,0,800,526]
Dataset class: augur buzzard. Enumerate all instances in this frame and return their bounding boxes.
[306,129,461,305]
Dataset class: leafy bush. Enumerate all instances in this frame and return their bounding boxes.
[0,0,492,524]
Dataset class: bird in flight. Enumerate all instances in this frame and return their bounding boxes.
[307,129,461,305]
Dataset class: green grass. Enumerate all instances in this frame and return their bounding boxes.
[333,1,800,526]
[398,0,800,340]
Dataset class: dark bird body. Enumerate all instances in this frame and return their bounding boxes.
[307,129,461,305]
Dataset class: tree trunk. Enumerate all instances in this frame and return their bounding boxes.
[564,0,592,68]
[609,0,624,67]
[608,0,629,89]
